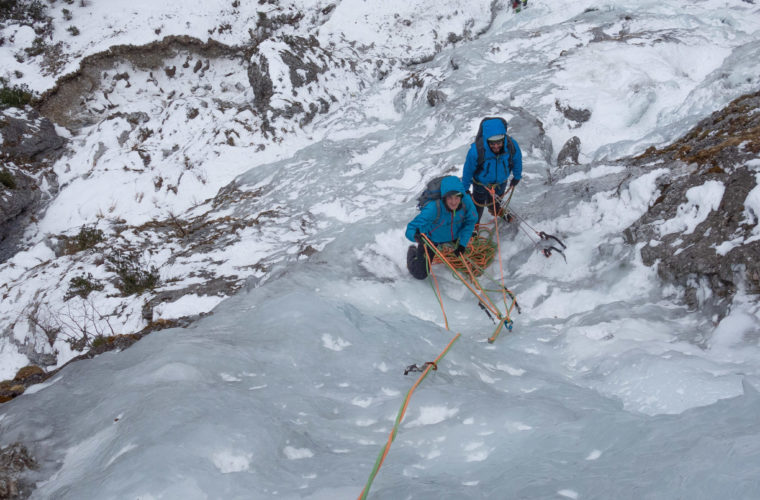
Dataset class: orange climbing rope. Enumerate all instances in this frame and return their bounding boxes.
[357,187,522,498]
[420,185,519,342]
[422,234,502,318]
[357,333,461,500]
[430,236,496,276]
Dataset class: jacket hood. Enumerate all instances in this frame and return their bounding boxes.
[440,176,466,197]
[482,118,507,141]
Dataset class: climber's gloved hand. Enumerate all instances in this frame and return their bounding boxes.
[454,244,466,257]
[414,230,423,244]
[510,178,520,188]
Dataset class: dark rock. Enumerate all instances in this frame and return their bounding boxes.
[0,109,64,262]
[0,443,37,498]
[624,90,760,314]
[249,10,304,42]
[557,136,581,166]
[0,169,38,239]
[247,53,274,115]
[426,89,447,107]
[0,366,50,405]
[555,99,591,126]
[590,27,613,43]
[248,34,338,127]
[12,365,46,385]
[636,90,760,173]
[0,109,64,162]
[631,166,759,311]
[279,36,325,88]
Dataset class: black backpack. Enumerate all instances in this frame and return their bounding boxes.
[473,116,516,179]
[416,176,445,211]
[415,176,470,225]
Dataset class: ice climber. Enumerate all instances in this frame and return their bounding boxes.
[405,176,477,280]
[461,117,522,225]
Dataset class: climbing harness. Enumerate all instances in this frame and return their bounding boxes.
[471,182,515,218]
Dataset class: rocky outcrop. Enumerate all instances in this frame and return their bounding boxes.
[555,99,591,127]
[557,136,581,166]
[0,169,38,247]
[248,34,348,129]
[0,366,48,404]
[0,109,64,161]
[0,108,64,262]
[426,89,447,107]
[35,33,352,135]
[624,90,760,312]
[36,36,247,130]
[0,443,37,499]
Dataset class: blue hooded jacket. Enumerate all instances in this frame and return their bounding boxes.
[461,118,522,193]
[406,176,477,247]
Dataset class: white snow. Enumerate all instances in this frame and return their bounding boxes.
[283,446,314,460]
[558,165,626,184]
[212,450,252,473]
[585,450,602,461]
[321,334,351,352]
[558,489,579,499]
[1,0,760,499]
[743,172,760,243]
[152,294,225,321]
[657,180,726,236]
[405,406,459,428]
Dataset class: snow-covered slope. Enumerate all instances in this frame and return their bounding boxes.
[1,0,760,497]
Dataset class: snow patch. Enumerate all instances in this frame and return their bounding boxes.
[212,451,252,473]
[657,180,725,236]
[283,446,314,460]
[405,406,459,428]
[152,294,225,321]
[586,450,603,460]
[321,334,351,351]
[558,489,579,499]
[558,165,625,184]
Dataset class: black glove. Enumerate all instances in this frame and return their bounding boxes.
[510,178,520,187]
[414,230,423,244]
[454,244,466,257]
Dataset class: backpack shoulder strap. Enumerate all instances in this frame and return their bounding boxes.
[505,134,515,171]
[474,117,510,177]
[475,137,485,174]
